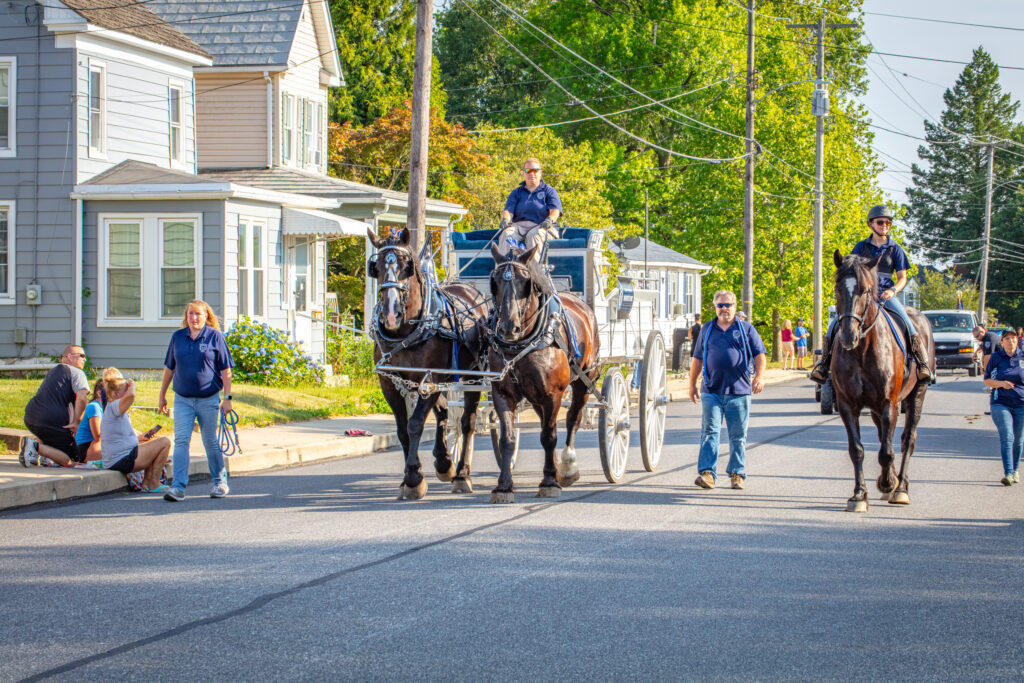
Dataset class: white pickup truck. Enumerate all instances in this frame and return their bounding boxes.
[922,309,983,376]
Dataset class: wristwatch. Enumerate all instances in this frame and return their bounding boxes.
[224,394,233,400]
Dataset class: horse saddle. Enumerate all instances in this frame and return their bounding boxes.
[878,305,910,359]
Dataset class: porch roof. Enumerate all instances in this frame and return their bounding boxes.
[72,160,336,210]
[283,208,367,238]
[199,167,467,227]
[610,237,711,271]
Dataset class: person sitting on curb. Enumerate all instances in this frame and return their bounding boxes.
[73,378,107,463]
[100,369,172,492]
[19,345,90,467]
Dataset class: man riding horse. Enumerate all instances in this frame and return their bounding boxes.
[810,205,931,384]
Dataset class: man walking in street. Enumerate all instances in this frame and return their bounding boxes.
[974,324,1002,369]
[497,157,562,260]
[688,314,702,359]
[19,345,90,467]
[689,290,767,490]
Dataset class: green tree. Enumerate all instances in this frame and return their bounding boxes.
[329,0,447,125]
[915,268,979,312]
[905,47,1024,323]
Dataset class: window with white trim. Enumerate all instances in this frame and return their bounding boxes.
[0,201,14,300]
[684,272,696,315]
[99,214,201,325]
[88,62,105,156]
[168,82,183,164]
[302,99,314,166]
[315,102,324,169]
[282,93,295,165]
[0,58,14,156]
[237,219,266,318]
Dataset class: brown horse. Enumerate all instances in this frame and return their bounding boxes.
[368,228,489,500]
[830,249,935,513]
[487,244,600,503]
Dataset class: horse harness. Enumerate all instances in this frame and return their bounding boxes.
[489,260,601,399]
[371,243,486,399]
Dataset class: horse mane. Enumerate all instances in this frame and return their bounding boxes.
[834,253,875,291]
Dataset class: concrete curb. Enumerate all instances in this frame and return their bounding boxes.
[0,425,437,513]
[666,369,807,402]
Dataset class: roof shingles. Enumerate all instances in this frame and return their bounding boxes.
[59,0,210,58]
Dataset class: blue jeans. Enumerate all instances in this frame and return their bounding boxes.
[827,296,917,337]
[171,394,226,490]
[698,393,751,479]
[990,403,1024,476]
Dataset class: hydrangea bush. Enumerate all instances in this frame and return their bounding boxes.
[227,317,323,386]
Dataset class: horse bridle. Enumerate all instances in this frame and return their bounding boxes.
[491,260,544,343]
[838,285,881,338]
[376,244,421,325]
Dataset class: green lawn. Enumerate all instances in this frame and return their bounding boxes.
[0,378,390,439]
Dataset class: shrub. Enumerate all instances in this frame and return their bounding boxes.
[226,317,324,386]
[325,322,377,379]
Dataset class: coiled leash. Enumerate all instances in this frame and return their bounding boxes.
[218,409,241,456]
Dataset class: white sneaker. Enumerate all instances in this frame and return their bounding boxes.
[210,483,229,498]
[18,437,39,467]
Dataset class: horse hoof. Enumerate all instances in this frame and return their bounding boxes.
[888,491,910,505]
[537,486,561,498]
[451,478,473,494]
[846,498,869,513]
[489,490,515,504]
[398,479,428,501]
[435,462,456,483]
[556,469,580,488]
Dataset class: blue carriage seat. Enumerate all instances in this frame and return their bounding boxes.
[451,228,594,293]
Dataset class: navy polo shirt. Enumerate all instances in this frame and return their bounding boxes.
[986,347,1024,408]
[692,319,767,395]
[164,326,234,398]
[980,330,1001,356]
[504,181,562,224]
[851,236,910,291]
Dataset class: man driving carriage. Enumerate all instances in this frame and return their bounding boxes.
[810,205,931,384]
[497,157,562,261]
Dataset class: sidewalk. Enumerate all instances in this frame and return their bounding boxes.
[0,368,805,511]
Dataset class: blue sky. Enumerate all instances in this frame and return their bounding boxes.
[859,0,1024,205]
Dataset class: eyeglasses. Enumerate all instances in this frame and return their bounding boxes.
[70,353,87,359]
[523,168,541,174]
[716,302,734,309]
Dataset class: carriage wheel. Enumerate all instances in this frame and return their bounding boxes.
[820,379,835,415]
[490,411,520,471]
[598,368,630,483]
[639,331,667,472]
[446,390,464,468]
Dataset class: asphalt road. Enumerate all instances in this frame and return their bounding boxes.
[3,374,1023,682]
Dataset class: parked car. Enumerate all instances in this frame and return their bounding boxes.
[922,310,983,376]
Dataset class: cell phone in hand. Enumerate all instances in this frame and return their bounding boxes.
[141,425,162,441]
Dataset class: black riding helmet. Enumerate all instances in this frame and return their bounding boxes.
[866,205,894,223]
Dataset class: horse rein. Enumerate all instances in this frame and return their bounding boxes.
[375,244,422,326]
[837,290,882,338]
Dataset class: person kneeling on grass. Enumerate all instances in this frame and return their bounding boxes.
[100,370,171,492]
[19,345,90,467]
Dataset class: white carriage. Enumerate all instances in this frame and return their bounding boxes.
[435,226,670,483]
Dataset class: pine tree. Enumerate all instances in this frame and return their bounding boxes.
[905,47,1024,322]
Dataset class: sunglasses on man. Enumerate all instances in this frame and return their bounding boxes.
[523,168,541,174]
[716,302,734,309]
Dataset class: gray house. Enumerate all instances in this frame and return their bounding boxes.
[1,0,467,368]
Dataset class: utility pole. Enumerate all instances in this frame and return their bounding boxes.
[406,0,433,255]
[742,0,755,322]
[979,143,995,324]
[644,188,649,284]
[787,14,855,353]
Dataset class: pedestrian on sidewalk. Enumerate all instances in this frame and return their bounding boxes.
[689,290,767,490]
[158,299,235,502]
[688,314,702,359]
[19,345,90,467]
[983,329,1024,486]
[780,319,796,370]
[793,318,810,370]
[100,369,171,491]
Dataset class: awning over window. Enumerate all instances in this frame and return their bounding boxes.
[282,208,367,238]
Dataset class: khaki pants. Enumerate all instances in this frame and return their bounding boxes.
[496,220,559,261]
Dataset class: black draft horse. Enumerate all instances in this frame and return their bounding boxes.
[830,249,935,512]
[488,244,600,503]
[368,228,489,500]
